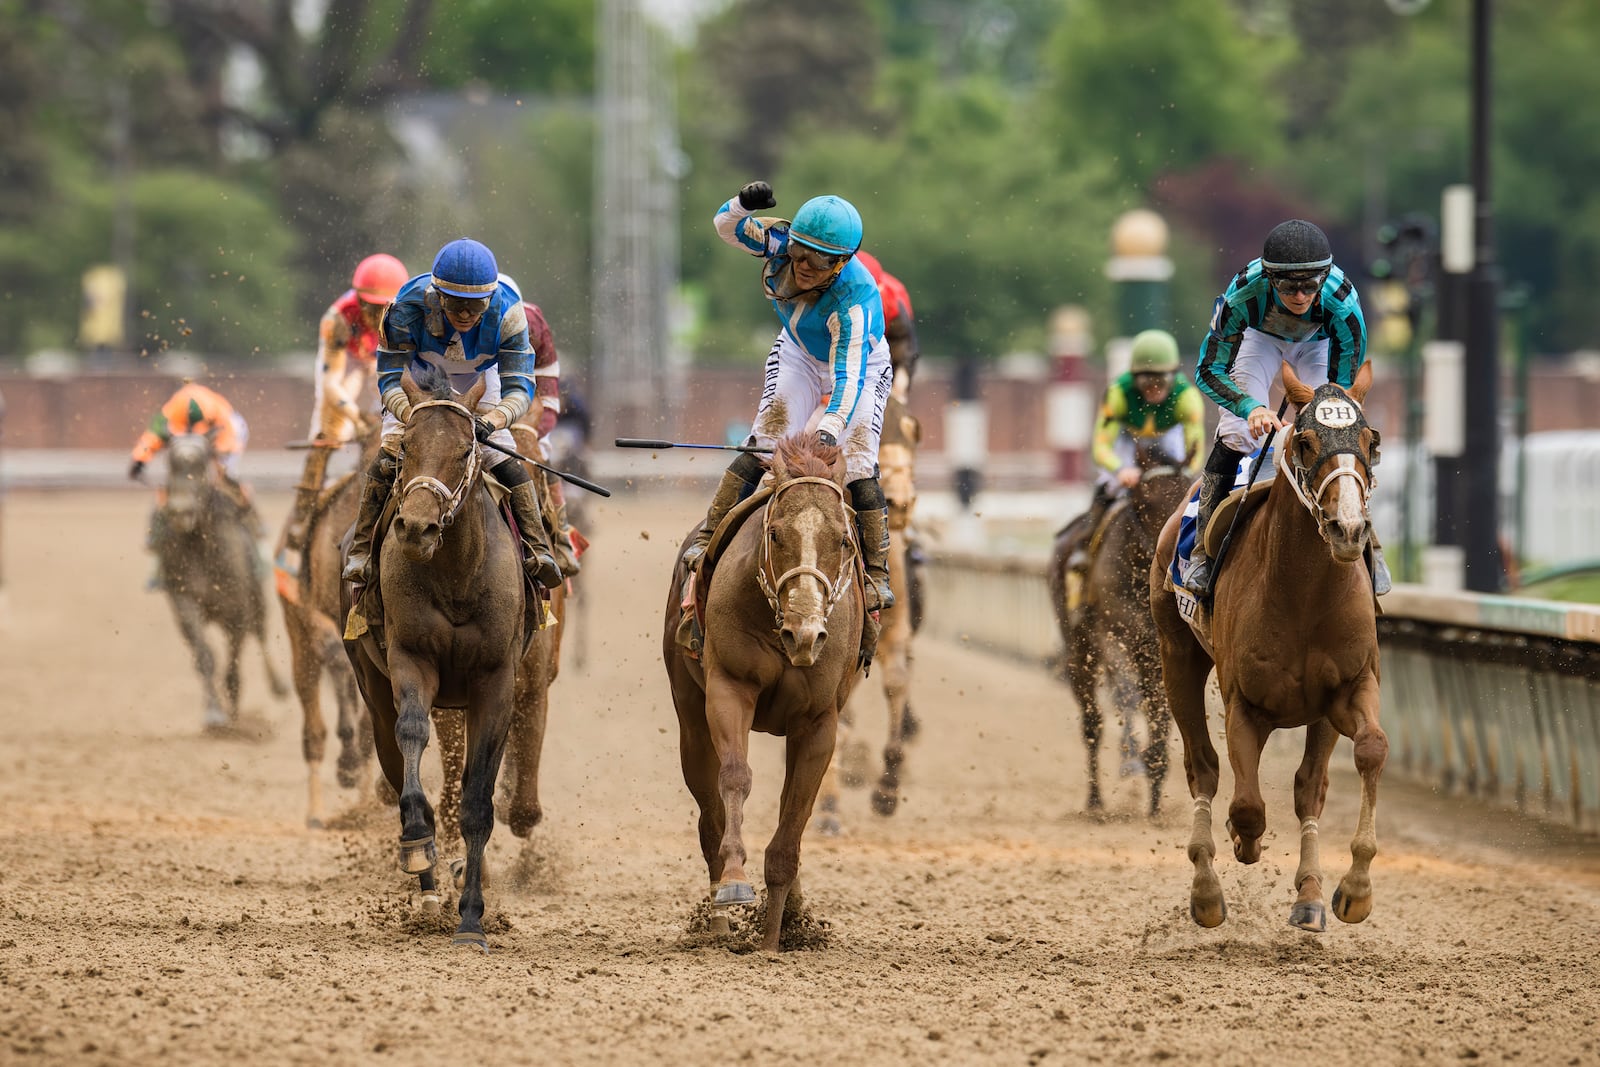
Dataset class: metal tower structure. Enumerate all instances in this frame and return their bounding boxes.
[592,0,682,445]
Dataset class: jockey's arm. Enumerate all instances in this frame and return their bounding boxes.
[713,197,782,258]
[1195,294,1260,419]
[482,302,535,430]
[1324,286,1368,390]
[316,311,363,430]
[1176,385,1206,472]
[376,300,420,423]
[817,300,875,445]
[1091,383,1130,476]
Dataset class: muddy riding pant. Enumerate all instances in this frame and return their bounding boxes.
[1214,329,1329,455]
[749,332,893,482]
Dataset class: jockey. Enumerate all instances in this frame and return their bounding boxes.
[499,271,581,579]
[1184,219,1391,598]
[129,379,263,585]
[1065,329,1203,574]
[340,238,562,590]
[285,253,409,553]
[853,250,919,399]
[681,181,895,644]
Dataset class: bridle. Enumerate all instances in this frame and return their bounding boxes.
[1282,390,1377,543]
[398,398,483,528]
[754,475,858,631]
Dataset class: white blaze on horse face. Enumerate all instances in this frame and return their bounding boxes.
[1329,454,1367,551]
[787,508,829,619]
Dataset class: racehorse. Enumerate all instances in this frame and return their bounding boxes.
[435,419,570,853]
[664,433,864,951]
[342,367,525,950]
[154,433,286,730]
[1047,437,1190,815]
[1150,360,1387,932]
[277,433,376,828]
[818,394,920,830]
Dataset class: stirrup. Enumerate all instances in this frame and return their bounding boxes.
[1183,556,1213,597]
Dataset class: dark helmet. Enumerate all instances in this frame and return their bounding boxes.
[1261,220,1332,272]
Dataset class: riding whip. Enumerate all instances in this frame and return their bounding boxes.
[614,437,774,454]
[480,438,611,497]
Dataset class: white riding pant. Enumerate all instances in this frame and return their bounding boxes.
[219,413,248,480]
[1095,426,1187,490]
[381,361,517,452]
[751,331,893,484]
[1215,329,1330,454]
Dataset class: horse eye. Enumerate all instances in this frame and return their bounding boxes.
[769,528,779,542]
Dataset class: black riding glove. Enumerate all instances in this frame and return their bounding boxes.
[474,417,495,442]
[128,459,145,481]
[737,181,776,211]
[815,429,838,449]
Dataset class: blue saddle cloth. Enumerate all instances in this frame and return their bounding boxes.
[1169,444,1277,589]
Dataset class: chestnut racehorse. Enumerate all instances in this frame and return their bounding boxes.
[1151,360,1387,932]
[664,434,863,951]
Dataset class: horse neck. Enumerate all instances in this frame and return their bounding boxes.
[1255,466,1337,587]
[426,485,494,581]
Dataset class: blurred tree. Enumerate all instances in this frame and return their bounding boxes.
[418,0,595,94]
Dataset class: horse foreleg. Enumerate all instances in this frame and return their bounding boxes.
[1065,624,1103,812]
[452,666,516,952]
[432,707,466,851]
[506,666,551,838]
[389,659,441,878]
[1223,701,1270,864]
[287,612,329,828]
[222,627,246,724]
[815,748,843,838]
[1140,654,1173,820]
[706,674,758,908]
[170,596,225,730]
[1334,680,1388,925]
[763,714,836,953]
[872,610,911,817]
[1289,720,1340,932]
[1188,794,1225,928]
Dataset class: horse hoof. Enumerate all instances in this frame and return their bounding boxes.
[335,765,362,790]
[419,890,441,917]
[871,788,899,817]
[900,706,920,741]
[1119,758,1147,779]
[508,808,542,839]
[712,880,755,907]
[306,816,324,831]
[816,814,842,837]
[707,911,731,936]
[1288,901,1327,933]
[451,932,489,953]
[398,836,436,875]
[1086,790,1104,812]
[1332,886,1373,925]
[1189,897,1227,929]
[203,707,229,732]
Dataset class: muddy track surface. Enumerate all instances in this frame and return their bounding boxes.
[2,491,1597,1066]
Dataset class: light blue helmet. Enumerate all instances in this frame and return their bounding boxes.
[430,238,499,299]
[789,195,863,257]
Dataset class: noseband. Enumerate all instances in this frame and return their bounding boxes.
[1283,390,1377,543]
[755,476,858,632]
[398,398,483,528]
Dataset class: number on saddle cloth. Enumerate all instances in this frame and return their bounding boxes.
[1169,444,1278,590]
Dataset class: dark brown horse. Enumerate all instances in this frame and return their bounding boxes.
[1047,437,1190,815]
[342,368,524,950]
[276,434,376,828]
[1151,360,1387,932]
[154,433,286,731]
[664,434,863,951]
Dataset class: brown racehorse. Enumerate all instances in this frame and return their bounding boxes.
[1048,436,1190,815]
[664,434,863,951]
[277,432,377,828]
[819,394,920,829]
[1150,360,1386,933]
[154,433,287,731]
[435,419,569,854]
[342,368,525,950]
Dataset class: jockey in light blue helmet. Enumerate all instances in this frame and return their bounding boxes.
[786,195,863,293]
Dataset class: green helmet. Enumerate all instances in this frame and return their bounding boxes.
[1129,329,1180,373]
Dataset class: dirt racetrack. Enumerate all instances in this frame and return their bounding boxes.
[2,488,1598,1066]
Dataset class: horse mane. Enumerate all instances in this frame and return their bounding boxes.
[410,362,456,402]
[770,433,841,483]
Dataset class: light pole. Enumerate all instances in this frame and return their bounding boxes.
[1104,209,1173,378]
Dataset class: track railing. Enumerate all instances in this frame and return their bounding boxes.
[921,551,1600,832]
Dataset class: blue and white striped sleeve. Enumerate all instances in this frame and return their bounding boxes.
[377,298,423,408]
[713,198,779,257]
[494,302,535,415]
[817,300,872,442]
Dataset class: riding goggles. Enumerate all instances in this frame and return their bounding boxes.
[440,293,492,317]
[1133,371,1175,390]
[788,242,848,273]
[1268,269,1329,298]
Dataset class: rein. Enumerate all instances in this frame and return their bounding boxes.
[398,398,483,528]
[754,475,858,631]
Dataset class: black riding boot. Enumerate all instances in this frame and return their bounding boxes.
[1183,443,1244,598]
[681,451,766,572]
[850,476,895,614]
[341,448,399,584]
[496,460,563,589]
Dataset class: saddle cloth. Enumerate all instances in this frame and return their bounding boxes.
[1168,443,1279,591]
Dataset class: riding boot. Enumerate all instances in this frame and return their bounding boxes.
[680,451,767,573]
[341,447,399,584]
[1183,443,1245,598]
[850,477,895,614]
[504,475,564,589]
[550,499,581,579]
[1366,524,1393,596]
[1066,482,1118,572]
[286,446,334,552]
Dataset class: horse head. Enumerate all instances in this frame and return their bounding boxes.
[1281,359,1378,564]
[1128,436,1191,538]
[760,433,855,668]
[393,367,487,563]
[163,433,217,534]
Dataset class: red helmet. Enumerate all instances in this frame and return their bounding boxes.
[352,253,409,305]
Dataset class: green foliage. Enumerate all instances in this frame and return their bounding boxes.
[419,0,596,93]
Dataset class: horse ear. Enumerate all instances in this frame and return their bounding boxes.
[1348,359,1374,404]
[1280,360,1315,406]
[464,376,488,410]
[401,369,423,406]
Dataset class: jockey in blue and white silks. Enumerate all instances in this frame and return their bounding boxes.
[673,181,896,661]
[341,238,560,589]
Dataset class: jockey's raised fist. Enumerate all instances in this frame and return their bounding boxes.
[737,181,776,211]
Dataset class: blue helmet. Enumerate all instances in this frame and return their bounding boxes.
[430,238,499,299]
[790,196,863,257]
